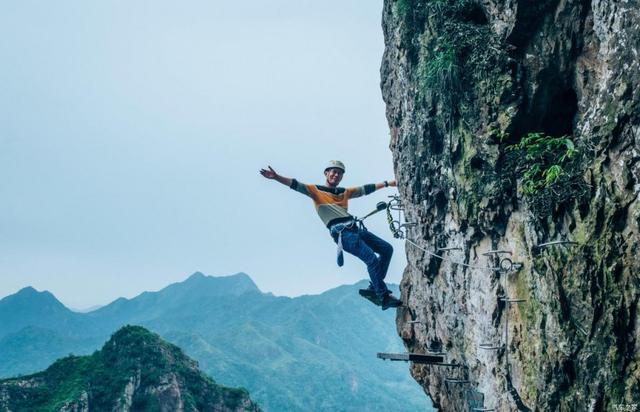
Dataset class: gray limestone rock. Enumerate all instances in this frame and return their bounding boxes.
[381,0,639,410]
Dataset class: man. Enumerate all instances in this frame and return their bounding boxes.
[260,161,402,310]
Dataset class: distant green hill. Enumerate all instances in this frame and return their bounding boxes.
[0,273,433,411]
[0,326,103,379]
[0,325,260,411]
[0,286,97,338]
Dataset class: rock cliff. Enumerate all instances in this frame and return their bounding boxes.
[381,0,639,410]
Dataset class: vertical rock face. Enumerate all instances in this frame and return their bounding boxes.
[381,0,639,410]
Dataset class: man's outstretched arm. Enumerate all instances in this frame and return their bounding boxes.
[373,180,397,190]
[261,166,312,197]
[260,166,293,187]
[347,179,397,199]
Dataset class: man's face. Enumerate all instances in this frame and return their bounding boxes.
[324,168,344,187]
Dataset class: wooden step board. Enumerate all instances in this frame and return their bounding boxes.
[377,352,455,365]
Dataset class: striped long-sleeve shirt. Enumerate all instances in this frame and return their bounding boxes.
[290,179,376,227]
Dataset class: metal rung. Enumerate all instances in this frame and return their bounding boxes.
[534,240,579,249]
[437,247,463,251]
[482,250,512,256]
[445,378,470,384]
[407,320,425,324]
[478,343,502,350]
[472,409,496,411]
[572,321,589,336]
[499,297,526,303]
[377,352,445,364]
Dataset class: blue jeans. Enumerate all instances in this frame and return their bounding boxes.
[330,225,393,298]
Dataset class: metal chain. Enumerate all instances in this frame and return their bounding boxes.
[385,198,501,272]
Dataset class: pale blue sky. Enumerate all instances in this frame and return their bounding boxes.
[0,0,404,309]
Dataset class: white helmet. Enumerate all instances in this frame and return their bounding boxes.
[324,160,346,173]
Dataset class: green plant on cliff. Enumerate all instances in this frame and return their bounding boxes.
[418,38,459,91]
[395,0,505,110]
[505,132,587,216]
[506,132,576,194]
[393,0,429,63]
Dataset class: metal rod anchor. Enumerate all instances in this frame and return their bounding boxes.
[482,250,512,256]
[445,378,470,384]
[437,246,463,252]
[534,240,579,250]
[478,343,503,350]
[499,296,526,304]
[400,222,418,229]
[387,195,405,210]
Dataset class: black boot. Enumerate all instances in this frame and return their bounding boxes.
[381,294,402,310]
[359,288,394,299]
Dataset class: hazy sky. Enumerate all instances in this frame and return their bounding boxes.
[0,0,405,309]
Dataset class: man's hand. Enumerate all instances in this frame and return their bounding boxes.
[260,166,293,187]
[388,180,397,187]
[260,166,278,180]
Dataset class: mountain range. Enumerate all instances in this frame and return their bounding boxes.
[0,272,432,411]
[0,325,260,411]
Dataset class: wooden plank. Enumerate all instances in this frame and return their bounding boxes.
[377,352,445,364]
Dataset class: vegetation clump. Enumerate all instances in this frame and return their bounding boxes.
[394,0,504,105]
[505,132,588,217]
[506,133,577,194]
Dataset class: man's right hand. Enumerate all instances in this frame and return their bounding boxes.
[260,166,293,187]
[260,166,278,180]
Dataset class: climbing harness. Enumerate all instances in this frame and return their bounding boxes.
[331,201,388,267]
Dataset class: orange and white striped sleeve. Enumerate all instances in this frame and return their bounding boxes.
[289,179,314,198]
